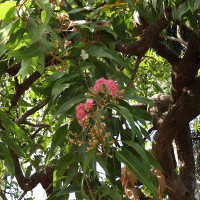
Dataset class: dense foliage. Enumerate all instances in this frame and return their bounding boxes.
[0,0,200,199]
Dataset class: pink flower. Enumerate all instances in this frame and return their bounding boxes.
[94,78,106,93]
[94,84,100,93]
[76,109,86,120]
[64,40,71,47]
[105,80,117,92]
[75,103,84,112]
[96,78,106,85]
[85,99,94,110]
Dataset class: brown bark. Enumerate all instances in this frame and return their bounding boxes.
[175,125,196,195]
[9,149,56,195]
[115,8,200,199]
[152,78,200,200]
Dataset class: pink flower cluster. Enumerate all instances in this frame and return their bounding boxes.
[94,78,118,96]
[75,99,94,126]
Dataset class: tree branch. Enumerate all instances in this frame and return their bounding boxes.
[147,94,170,129]
[175,125,196,195]
[10,71,41,108]
[115,15,170,56]
[166,36,188,48]
[152,78,200,199]
[18,190,27,200]
[16,100,48,125]
[0,190,8,200]
[151,39,181,66]
[9,149,56,195]
[127,56,142,88]
[22,121,49,128]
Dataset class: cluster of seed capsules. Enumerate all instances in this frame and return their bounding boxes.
[69,78,119,153]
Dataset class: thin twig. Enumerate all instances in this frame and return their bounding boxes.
[167,36,188,48]
[128,56,142,88]
[31,128,42,139]
[0,190,8,200]
[10,71,41,108]
[192,136,200,140]
[23,121,49,128]
[16,100,48,125]
[18,190,27,200]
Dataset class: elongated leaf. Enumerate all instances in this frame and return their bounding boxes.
[0,131,24,157]
[131,106,152,121]
[53,153,77,189]
[54,95,85,118]
[186,0,196,12]
[123,140,150,165]
[45,125,68,165]
[88,44,125,66]
[56,185,81,196]
[52,79,72,100]
[152,0,158,10]
[175,2,189,19]
[0,142,15,177]
[0,110,29,141]
[121,93,153,105]
[35,0,52,24]
[116,149,157,198]
[11,42,44,59]
[117,105,136,139]
[64,162,79,186]
[31,23,47,43]
[146,150,163,172]
[0,1,16,21]
[47,71,67,82]
[16,58,33,79]
[83,148,96,175]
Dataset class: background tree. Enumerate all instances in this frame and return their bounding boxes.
[0,0,200,199]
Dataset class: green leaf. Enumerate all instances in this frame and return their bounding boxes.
[56,185,81,196]
[0,110,29,141]
[152,0,158,10]
[11,42,44,59]
[83,148,96,175]
[54,95,85,118]
[0,131,24,157]
[121,93,153,105]
[0,1,16,21]
[47,71,67,82]
[45,125,68,165]
[38,53,45,74]
[0,142,15,177]
[175,2,190,19]
[35,0,52,24]
[117,105,136,140]
[51,79,72,100]
[53,153,77,188]
[31,23,47,43]
[116,149,157,198]
[186,0,196,12]
[88,44,125,66]
[81,49,89,60]
[146,150,163,172]
[123,140,150,165]
[15,58,33,79]
[64,162,79,186]
[186,11,199,35]
[134,4,158,24]
[131,106,152,121]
